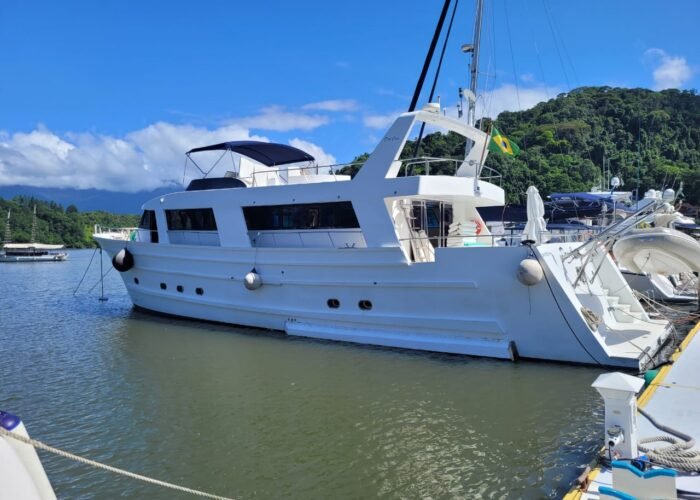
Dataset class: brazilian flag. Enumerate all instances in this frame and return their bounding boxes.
[488,127,520,156]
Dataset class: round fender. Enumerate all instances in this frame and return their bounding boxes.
[244,272,263,290]
[517,258,544,286]
[112,248,134,272]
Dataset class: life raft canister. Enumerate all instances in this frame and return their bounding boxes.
[112,248,134,272]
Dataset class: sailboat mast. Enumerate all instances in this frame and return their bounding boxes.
[462,0,485,160]
[3,210,11,245]
[467,0,484,128]
[31,205,37,244]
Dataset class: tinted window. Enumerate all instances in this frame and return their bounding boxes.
[165,209,218,231]
[139,210,157,229]
[243,202,359,230]
[139,210,159,243]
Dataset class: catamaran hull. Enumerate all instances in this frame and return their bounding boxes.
[96,237,670,369]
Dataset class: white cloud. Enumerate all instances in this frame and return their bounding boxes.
[476,83,560,119]
[233,106,329,131]
[363,110,402,129]
[288,138,337,166]
[645,48,694,90]
[0,112,338,192]
[302,99,358,112]
[362,83,557,131]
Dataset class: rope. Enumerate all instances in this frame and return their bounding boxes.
[87,265,114,295]
[0,427,234,499]
[412,0,459,157]
[638,408,700,473]
[408,0,452,112]
[73,247,99,295]
[502,0,521,111]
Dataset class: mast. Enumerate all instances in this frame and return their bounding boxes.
[467,0,484,128]
[3,210,11,245]
[31,205,37,244]
[461,0,485,156]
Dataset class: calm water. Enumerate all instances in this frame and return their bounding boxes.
[0,249,606,499]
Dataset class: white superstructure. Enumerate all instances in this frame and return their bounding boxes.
[94,109,674,369]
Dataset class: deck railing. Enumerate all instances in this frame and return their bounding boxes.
[398,157,502,185]
[230,156,501,186]
[93,225,138,241]
[400,228,601,251]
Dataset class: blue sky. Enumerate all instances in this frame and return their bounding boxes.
[0,0,698,192]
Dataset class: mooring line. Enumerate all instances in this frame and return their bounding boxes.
[0,427,234,500]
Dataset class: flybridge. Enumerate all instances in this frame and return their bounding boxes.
[179,109,502,191]
[186,141,315,167]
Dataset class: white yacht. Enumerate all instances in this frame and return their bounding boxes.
[94,107,674,370]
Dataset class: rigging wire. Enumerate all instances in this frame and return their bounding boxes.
[408,0,452,113]
[502,0,521,111]
[412,0,460,157]
[479,0,498,121]
[541,0,571,90]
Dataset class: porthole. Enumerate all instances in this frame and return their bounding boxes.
[133,277,139,285]
[327,298,340,309]
[358,300,373,311]
[176,285,184,293]
[160,282,167,290]
[196,288,204,296]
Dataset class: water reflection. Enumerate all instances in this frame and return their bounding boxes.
[1,250,604,498]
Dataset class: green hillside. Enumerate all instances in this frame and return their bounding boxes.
[0,196,139,248]
[346,86,700,205]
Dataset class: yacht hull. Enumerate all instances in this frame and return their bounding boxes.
[96,237,670,369]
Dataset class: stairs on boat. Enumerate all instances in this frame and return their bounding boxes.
[599,288,643,324]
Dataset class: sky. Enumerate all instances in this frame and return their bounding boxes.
[0,0,698,193]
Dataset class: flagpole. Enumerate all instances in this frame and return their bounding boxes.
[474,122,492,194]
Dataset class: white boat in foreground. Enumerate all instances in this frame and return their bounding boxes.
[94,107,674,370]
[0,410,56,500]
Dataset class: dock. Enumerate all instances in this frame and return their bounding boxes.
[565,320,700,499]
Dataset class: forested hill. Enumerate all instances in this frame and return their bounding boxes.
[0,197,139,248]
[350,87,700,205]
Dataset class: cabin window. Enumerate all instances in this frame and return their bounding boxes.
[165,208,218,231]
[165,208,220,246]
[242,202,359,231]
[139,210,159,243]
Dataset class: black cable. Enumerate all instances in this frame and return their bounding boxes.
[530,248,602,365]
[412,0,460,158]
[638,407,694,444]
[408,0,452,113]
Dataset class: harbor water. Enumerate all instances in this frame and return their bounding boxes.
[1,249,606,499]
